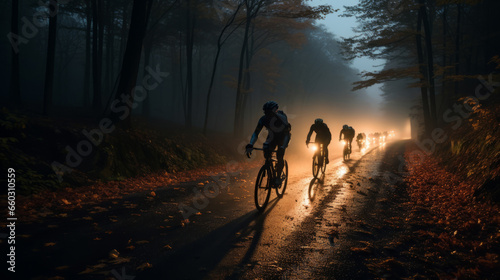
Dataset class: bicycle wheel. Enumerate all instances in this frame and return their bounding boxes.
[312,154,320,178]
[276,160,288,198]
[254,165,271,211]
[343,145,348,161]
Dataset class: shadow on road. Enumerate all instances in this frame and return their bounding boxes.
[137,199,279,279]
[308,174,325,202]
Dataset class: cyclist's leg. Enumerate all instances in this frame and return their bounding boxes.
[263,141,272,161]
[276,147,285,176]
[276,133,290,178]
[324,143,329,164]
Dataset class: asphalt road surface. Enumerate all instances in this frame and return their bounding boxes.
[10,140,410,280]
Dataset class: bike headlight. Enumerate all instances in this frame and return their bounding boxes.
[310,145,317,152]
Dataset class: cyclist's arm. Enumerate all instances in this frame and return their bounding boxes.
[249,122,264,146]
[339,130,343,140]
[281,133,290,150]
[306,125,314,143]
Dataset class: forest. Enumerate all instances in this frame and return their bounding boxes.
[1,0,499,191]
[342,0,500,135]
[1,0,500,279]
[1,0,373,134]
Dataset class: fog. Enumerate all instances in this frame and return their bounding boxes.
[1,1,410,145]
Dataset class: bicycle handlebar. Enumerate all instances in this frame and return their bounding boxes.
[246,147,279,157]
[251,147,279,152]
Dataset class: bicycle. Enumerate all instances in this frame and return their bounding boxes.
[249,147,288,211]
[341,139,351,160]
[357,139,365,151]
[308,142,327,178]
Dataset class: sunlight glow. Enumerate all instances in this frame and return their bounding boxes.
[310,145,318,152]
[336,165,349,177]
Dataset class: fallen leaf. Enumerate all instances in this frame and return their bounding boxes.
[109,257,131,265]
[61,199,71,205]
[137,263,153,271]
[109,249,120,259]
[44,242,56,247]
[79,263,107,274]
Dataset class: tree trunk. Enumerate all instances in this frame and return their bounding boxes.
[112,0,151,128]
[84,1,92,108]
[185,0,195,129]
[416,8,431,135]
[98,0,104,100]
[43,1,58,116]
[9,0,21,106]
[105,1,112,96]
[142,41,152,117]
[202,2,242,135]
[420,0,437,125]
[91,0,102,113]
[234,0,263,137]
[119,1,128,62]
[441,5,447,110]
[234,7,252,138]
[454,3,461,99]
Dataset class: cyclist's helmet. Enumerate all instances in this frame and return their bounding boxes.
[263,101,278,112]
[315,118,323,125]
[343,124,348,129]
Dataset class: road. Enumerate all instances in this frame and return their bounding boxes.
[11,140,410,280]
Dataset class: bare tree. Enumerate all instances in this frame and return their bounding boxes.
[43,0,58,115]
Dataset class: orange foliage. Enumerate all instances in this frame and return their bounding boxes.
[16,161,260,222]
[404,145,500,278]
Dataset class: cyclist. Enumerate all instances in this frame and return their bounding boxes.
[306,118,331,164]
[356,132,365,149]
[339,125,355,153]
[246,101,291,185]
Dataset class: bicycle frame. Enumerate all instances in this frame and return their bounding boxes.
[253,147,278,178]
[340,138,351,160]
[309,142,326,178]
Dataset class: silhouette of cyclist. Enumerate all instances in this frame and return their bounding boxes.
[356,132,365,149]
[339,125,355,153]
[306,118,332,164]
[246,101,291,185]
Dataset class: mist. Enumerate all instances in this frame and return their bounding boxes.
[0,1,398,143]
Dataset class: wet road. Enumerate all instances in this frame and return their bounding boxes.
[12,140,409,280]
